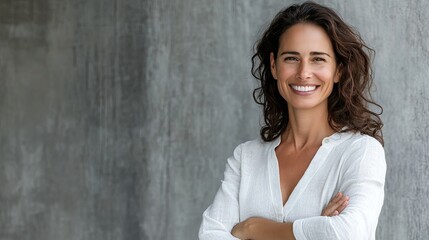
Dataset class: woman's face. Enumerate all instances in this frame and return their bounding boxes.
[270,23,339,111]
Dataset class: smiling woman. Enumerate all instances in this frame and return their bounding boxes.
[270,23,340,111]
[199,1,385,240]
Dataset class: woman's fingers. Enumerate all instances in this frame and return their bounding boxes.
[322,192,349,216]
[336,198,349,213]
[321,193,342,216]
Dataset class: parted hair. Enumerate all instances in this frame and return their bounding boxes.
[251,1,384,145]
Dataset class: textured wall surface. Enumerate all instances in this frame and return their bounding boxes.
[0,0,428,240]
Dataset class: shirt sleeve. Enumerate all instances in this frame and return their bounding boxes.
[198,143,243,240]
[293,136,386,240]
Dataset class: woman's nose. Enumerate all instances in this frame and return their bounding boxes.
[296,62,312,80]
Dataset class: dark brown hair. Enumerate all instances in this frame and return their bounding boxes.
[252,1,384,145]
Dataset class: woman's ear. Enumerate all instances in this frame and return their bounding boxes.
[334,64,342,83]
[270,52,278,80]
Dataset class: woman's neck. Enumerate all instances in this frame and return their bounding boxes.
[282,105,335,151]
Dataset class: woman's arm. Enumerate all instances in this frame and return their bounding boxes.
[231,193,350,240]
[199,144,243,240]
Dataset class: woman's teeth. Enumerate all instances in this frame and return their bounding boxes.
[291,85,317,92]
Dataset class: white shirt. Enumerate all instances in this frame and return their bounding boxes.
[199,131,386,240]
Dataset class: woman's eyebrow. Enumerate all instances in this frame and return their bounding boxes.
[310,51,331,57]
[279,51,331,58]
[280,51,300,56]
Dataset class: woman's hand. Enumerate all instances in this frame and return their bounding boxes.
[321,192,349,216]
[231,217,295,240]
[231,217,259,240]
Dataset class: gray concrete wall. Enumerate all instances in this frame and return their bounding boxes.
[0,0,427,239]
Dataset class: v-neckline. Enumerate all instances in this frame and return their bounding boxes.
[268,134,333,216]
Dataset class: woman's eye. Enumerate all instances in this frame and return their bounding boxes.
[313,57,326,62]
[284,57,299,62]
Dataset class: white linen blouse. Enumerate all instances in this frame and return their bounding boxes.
[199,131,386,240]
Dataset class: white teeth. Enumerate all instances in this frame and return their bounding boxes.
[291,85,317,92]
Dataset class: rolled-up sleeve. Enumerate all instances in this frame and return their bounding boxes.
[293,136,386,240]
[199,144,243,240]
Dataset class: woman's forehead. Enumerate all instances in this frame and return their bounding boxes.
[278,23,334,54]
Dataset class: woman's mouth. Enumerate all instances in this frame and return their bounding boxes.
[290,84,319,95]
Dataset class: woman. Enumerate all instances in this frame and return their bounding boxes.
[199,2,386,239]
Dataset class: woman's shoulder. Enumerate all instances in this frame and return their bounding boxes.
[337,131,386,170]
[236,136,278,151]
[339,131,384,152]
[230,136,278,159]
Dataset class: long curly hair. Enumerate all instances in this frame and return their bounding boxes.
[252,1,384,145]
